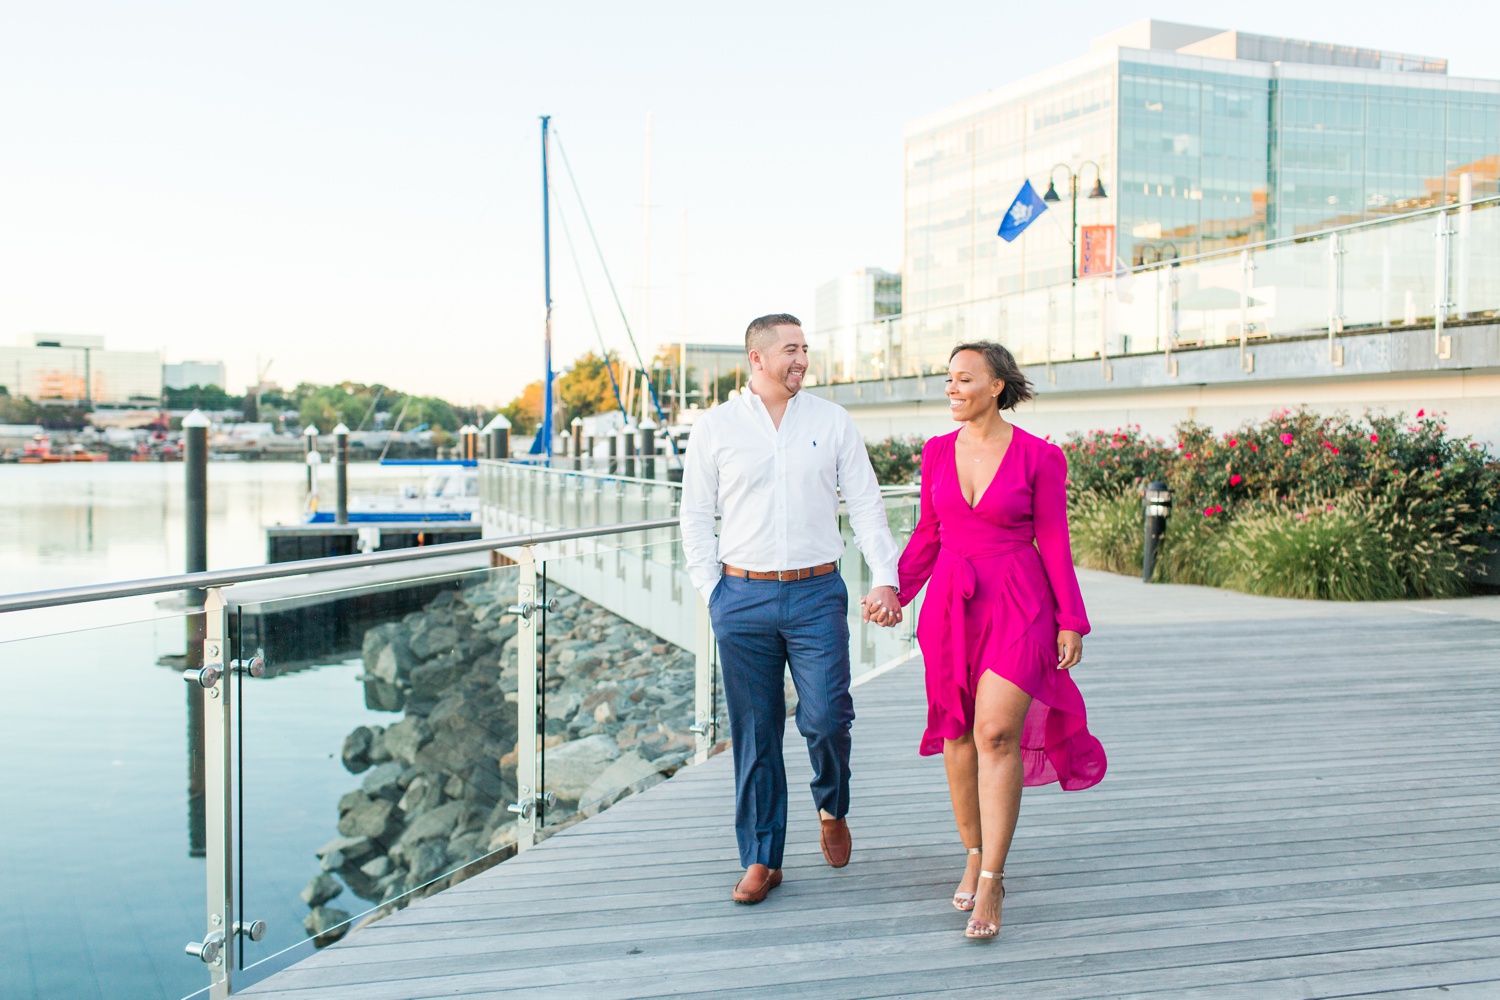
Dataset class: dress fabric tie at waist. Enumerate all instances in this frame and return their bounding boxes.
[939,537,1040,703]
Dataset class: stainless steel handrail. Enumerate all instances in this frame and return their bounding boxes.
[0,517,681,615]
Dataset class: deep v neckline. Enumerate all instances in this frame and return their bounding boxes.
[954,426,1016,510]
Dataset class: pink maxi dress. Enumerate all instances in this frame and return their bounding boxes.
[897,426,1106,790]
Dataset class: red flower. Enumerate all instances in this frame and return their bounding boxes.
[1184,452,1195,459]
[1370,433,1379,443]
[1228,438,1238,447]
[1229,474,1243,486]
[1250,443,1259,452]
[1203,505,1223,517]
[1416,409,1426,418]
[1280,433,1294,446]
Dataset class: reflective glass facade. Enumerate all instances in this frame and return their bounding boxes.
[901,27,1500,321]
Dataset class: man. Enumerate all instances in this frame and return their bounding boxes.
[680,313,903,904]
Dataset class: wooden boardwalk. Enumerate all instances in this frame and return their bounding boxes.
[243,596,1500,999]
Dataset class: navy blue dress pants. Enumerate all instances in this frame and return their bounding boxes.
[708,571,854,870]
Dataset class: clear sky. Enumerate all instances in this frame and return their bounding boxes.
[2,2,1495,405]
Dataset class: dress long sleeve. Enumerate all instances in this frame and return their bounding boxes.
[896,438,941,607]
[1033,444,1091,636]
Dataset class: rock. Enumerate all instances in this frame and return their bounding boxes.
[406,840,450,889]
[579,751,665,809]
[593,702,617,724]
[316,835,374,863]
[382,717,431,766]
[546,690,580,721]
[320,849,345,872]
[542,734,621,802]
[485,822,518,853]
[341,726,374,774]
[396,800,467,851]
[361,761,406,801]
[338,790,370,816]
[337,797,400,842]
[398,775,442,815]
[303,905,351,945]
[410,624,461,660]
[410,658,466,701]
[360,855,392,879]
[301,872,344,907]
[363,623,415,685]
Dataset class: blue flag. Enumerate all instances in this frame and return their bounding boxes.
[998,180,1048,242]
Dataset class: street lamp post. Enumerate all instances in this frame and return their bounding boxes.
[1043,162,1108,280]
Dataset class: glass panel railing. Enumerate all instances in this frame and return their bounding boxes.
[532,532,700,835]
[229,560,520,982]
[840,493,925,680]
[1341,210,1442,331]
[819,198,1500,381]
[0,609,216,1000]
[1456,199,1500,322]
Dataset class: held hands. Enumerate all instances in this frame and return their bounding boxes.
[860,586,903,629]
[1057,630,1083,670]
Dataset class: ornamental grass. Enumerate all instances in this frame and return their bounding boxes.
[1060,409,1499,601]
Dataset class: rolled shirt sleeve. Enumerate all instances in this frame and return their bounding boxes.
[835,411,899,591]
[679,416,723,606]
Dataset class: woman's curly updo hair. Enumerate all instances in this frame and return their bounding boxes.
[949,341,1034,411]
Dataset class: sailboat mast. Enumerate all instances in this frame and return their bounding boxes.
[640,112,652,426]
[541,114,554,461]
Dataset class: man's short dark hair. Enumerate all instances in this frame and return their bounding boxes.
[745,313,801,355]
[949,340,1035,410]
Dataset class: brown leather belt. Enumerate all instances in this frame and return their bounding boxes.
[723,561,838,582]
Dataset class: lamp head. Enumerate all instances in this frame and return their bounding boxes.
[1088,177,1107,199]
[1042,181,1061,203]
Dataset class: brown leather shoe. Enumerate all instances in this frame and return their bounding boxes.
[821,817,852,868]
[732,864,783,904]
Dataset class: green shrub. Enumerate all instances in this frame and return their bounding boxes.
[866,435,925,486]
[1062,407,1500,599]
[1219,500,1404,601]
[1068,490,1144,576]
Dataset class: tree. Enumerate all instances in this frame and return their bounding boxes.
[500,381,544,436]
[557,351,624,425]
[163,384,243,411]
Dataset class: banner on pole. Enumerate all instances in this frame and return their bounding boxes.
[1079,225,1116,277]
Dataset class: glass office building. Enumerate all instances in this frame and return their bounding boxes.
[902,20,1500,317]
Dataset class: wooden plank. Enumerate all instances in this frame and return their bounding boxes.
[240,610,1500,998]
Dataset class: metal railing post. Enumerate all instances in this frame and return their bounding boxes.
[184,587,234,997]
[1239,249,1255,373]
[1327,233,1345,366]
[692,596,718,764]
[1435,209,1453,360]
[508,548,541,851]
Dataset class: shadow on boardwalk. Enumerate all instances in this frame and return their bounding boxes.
[243,576,1500,999]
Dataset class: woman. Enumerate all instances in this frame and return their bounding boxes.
[870,340,1106,940]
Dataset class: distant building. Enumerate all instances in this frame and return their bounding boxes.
[811,268,902,383]
[903,19,1500,313]
[0,334,161,407]
[163,360,227,390]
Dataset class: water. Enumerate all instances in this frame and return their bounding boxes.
[0,462,426,999]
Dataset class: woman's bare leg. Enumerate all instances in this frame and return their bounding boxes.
[943,733,982,899]
[970,670,1033,930]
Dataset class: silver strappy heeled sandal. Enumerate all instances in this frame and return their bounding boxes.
[964,869,1005,940]
[951,846,981,911]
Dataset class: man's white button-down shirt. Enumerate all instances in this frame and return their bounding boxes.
[679,387,899,606]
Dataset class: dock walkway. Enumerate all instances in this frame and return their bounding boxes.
[243,573,1500,999]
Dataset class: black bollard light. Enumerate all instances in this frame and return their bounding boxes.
[333,422,350,525]
[607,432,618,475]
[1142,480,1172,583]
[183,409,210,606]
[570,417,583,471]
